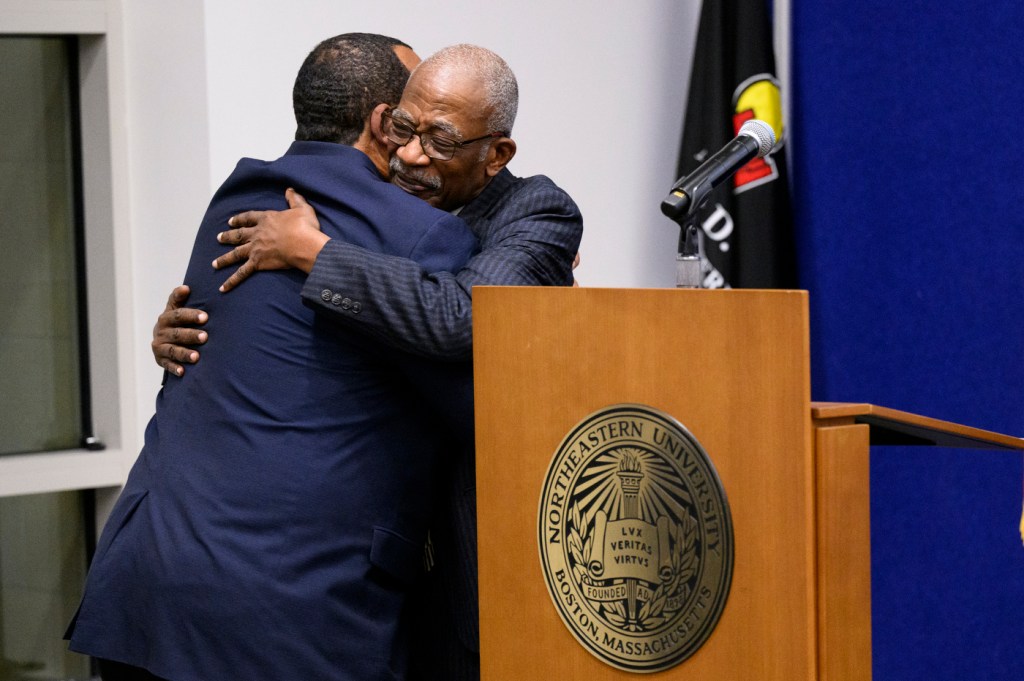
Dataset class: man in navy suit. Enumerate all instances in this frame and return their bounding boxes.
[67,33,479,681]
[152,44,585,680]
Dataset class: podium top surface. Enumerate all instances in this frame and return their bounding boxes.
[812,402,1023,451]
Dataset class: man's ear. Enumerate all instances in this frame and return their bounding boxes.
[485,137,517,177]
[369,103,391,145]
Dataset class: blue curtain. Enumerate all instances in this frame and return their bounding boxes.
[790,2,1024,678]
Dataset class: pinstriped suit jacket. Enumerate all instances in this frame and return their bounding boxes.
[301,168,583,680]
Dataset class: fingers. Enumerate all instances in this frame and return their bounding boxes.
[572,252,581,270]
[285,188,321,231]
[167,284,191,309]
[167,309,208,335]
[218,259,256,293]
[226,210,263,229]
[153,284,208,376]
[164,305,208,327]
[217,226,257,245]
[212,242,252,270]
[158,358,186,377]
[154,343,201,377]
[160,343,200,364]
[151,313,207,377]
[153,307,207,346]
[285,187,310,208]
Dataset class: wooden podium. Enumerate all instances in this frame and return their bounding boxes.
[472,287,1022,681]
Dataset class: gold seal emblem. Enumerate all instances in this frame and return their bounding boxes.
[538,404,734,673]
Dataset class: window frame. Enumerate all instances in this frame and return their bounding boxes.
[0,1,140,502]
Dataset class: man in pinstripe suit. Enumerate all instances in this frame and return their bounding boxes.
[153,44,583,680]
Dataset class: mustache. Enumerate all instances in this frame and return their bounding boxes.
[389,157,442,190]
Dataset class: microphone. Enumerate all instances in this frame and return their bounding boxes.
[661,119,776,221]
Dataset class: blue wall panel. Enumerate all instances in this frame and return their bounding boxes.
[790,2,1024,678]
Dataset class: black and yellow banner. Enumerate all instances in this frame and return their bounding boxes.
[677,0,797,288]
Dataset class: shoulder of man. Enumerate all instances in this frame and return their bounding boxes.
[462,168,581,225]
[254,143,476,267]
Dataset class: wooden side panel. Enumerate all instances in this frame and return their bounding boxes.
[473,287,815,680]
[814,423,873,681]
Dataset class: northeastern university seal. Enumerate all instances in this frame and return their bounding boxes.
[538,404,734,673]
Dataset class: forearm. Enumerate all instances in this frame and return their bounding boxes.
[302,240,474,361]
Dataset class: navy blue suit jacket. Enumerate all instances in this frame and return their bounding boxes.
[300,168,584,680]
[68,142,478,680]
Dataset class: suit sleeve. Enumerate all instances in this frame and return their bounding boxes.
[301,177,583,361]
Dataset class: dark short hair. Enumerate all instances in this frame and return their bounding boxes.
[292,33,412,144]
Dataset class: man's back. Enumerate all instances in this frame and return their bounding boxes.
[68,142,477,680]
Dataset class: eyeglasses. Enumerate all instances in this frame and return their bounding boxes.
[382,109,507,161]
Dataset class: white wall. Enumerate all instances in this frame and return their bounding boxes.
[120,0,212,437]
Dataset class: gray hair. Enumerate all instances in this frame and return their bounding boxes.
[418,44,519,135]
